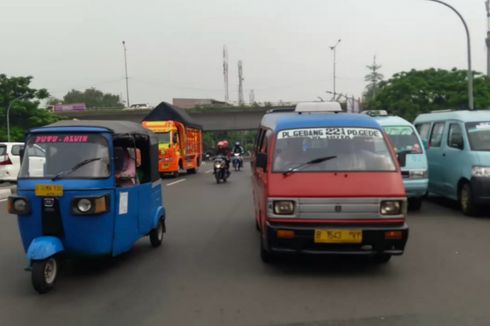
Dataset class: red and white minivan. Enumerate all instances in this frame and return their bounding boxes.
[251,103,409,263]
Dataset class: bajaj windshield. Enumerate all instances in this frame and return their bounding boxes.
[273,127,396,172]
[19,134,110,179]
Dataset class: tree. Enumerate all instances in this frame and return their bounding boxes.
[366,68,490,122]
[0,74,58,141]
[364,56,384,102]
[63,88,124,109]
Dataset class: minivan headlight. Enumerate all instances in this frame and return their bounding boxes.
[472,166,490,177]
[409,169,428,179]
[380,200,403,215]
[273,200,295,215]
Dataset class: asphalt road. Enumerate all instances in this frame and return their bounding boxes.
[1,163,490,325]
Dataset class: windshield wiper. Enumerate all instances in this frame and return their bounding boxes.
[52,157,103,181]
[283,156,337,176]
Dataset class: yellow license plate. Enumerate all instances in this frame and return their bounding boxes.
[35,184,64,197]
[314,229,362,244]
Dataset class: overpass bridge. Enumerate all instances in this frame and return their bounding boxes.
[55,107,279,131]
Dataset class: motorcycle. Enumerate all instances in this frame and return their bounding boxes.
[213,155,229,184]
[232,153,243,171]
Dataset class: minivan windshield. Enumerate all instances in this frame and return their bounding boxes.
[383,126,423,154]
[19,133,110,178]
[466,122,490,151]
[273,127,396,172]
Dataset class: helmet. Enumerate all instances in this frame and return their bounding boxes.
[222,140,229,148]
[235,141,240,146]
[217,141,225,148]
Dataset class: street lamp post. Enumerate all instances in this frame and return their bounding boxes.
[426,0,474,110]
[329,39,341,99]
[6,93,28,142]
[122,40,130,108]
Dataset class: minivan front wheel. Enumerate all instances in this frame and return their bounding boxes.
[460,182,478,216]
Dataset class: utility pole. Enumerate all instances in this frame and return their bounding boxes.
[122,41,130,108]
[486,1,490,76]
[426,0,473,110]
[223,45,229,102]
[329,39,341,99]
[238,60,244,105]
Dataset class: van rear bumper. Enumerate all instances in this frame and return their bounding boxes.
[264,222,409,255]
[471,177,490,204]
[403,179,428,198]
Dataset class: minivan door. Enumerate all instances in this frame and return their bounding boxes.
[443,122,466,199]
[427,122,446,195]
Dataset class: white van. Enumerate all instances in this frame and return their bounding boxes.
[0,142,45,181]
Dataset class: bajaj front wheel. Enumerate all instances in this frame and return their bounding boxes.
[32,257,58,294]
[150,219,165,247]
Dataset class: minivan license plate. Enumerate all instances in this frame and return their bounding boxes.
[314,229,362,243]
[35,185,64,197]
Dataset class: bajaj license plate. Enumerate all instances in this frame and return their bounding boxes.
[314,229,362,244]
[35,184,64,197]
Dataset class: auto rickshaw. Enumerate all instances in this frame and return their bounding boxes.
[8,120,166,294]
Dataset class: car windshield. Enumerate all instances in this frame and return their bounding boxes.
[156,132,170,144]
[19,133,110,178]
[466,122,490,151]
[273,127,396,172]
[383,126,423,154]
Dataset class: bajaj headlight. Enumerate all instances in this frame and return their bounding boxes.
[8,196,30,215]
[472,166,490,177]
[72,195,109,215]
[380,200,403,215]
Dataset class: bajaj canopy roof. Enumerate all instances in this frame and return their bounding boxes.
[261,112,383,132]
[141,102,203,130]
[41,120,155,137]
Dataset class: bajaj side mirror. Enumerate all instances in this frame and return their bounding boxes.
[19,148,25,165]
[256,152,268,171]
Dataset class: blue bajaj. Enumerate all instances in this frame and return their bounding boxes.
[9,120,166,294]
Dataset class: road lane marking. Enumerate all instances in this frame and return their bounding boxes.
[205,169,214,174]
[0,199,7,202]
[166,179,186,186]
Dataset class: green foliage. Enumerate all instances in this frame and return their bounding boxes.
[63,88,124,109]
[365,68,490,122]
[0,74,58,141]
[203,130,257,153]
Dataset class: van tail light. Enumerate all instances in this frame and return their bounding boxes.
[0,155,12,165]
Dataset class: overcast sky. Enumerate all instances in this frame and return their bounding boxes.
[0,0,488,105]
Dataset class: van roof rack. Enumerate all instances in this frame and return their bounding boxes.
[361,110,388,117]
[265,107,295,114]
[294,101,342,113]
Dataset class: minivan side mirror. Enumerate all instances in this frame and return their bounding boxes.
[256,152,268,171]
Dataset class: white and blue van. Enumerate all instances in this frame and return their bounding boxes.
[414,110,490,215]
[365,111,428,209]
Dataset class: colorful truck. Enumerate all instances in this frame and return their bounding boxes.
[142,102,203,176]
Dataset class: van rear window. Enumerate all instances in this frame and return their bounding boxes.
[466,122,490,151]
[384,126,422,154]
[273,127,396,172]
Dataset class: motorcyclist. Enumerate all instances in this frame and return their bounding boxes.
[232,141,245,167]
[215,140,231,174]
[232,141,245,154]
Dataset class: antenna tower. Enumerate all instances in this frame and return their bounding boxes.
[223,45,229,102]
[486,1,490,75]
[238,60,244,105]
[249,89,255,104]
